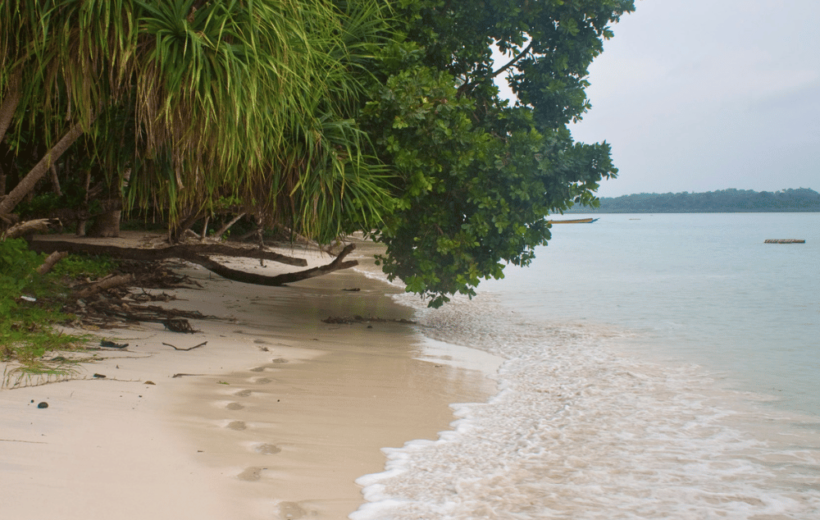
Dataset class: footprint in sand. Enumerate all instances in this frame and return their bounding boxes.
[226,402,244,411]
[271,358,288,364]
[254,443,282,455]
[254,339,271,345]
[278,502,307,519]
[234,389,252,398]
[249,366,267,372]
[237,467,263,481]
[252,377,273,384]
[226,421,247,431]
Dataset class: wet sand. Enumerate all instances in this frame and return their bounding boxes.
[0,236,500,519]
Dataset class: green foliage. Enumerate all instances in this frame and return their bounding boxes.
[0,239,103,373]
[2,0,394,241]
[566,188,820,213]
[361,0,633,306]
[51,253,118,279]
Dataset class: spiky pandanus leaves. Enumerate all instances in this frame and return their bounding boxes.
[1,0,393,242]
[126,0,392,238]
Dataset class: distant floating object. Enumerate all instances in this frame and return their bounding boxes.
[764,239,805,244]
[629,218,641,220]
[548,218,599,224]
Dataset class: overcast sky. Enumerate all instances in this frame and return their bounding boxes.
[552,0,820,197]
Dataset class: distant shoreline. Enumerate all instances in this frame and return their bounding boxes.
[564,188,820,213]
[563,209,820,214]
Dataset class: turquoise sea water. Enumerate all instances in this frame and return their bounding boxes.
[492,213,820,417]
[353,213,820,519]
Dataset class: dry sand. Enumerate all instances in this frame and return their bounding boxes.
[0,234,501,520]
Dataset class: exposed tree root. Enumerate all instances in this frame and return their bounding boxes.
[29,239,307,266]
[185,243,357,286]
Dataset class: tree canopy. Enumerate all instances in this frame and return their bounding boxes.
[363,0,634,305]
[1,0,636,307]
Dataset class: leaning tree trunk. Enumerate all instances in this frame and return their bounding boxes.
[87,168,130,238]
[0,119,91,218]
[0,72,21,146]
[87,199,123,237]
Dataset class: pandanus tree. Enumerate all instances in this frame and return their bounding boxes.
[0,0,391,241]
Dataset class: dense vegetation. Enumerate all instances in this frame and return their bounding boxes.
[1,0,634,307]
[564,188,820,213]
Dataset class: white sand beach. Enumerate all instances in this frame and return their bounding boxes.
[0,235,501,520]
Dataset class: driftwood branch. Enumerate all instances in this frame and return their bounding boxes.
[29,240,307,266]
[162,341,207,351]
[457,40,534,96]
[213,212,246,239]
[36,251,68,275]
[75,274,135,299]
[3,218,60,240]
[185,243,358,286]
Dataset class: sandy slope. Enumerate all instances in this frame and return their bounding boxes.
[0,235,500,520]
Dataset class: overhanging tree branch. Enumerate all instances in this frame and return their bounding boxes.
[457,40,534,96]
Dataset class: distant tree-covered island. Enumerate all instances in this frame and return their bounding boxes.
[565,188,820,213]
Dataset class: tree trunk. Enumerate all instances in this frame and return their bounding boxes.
[76,171,92,236]
[87,199,122,237]
[0,119,91,217]
[213,212,246,240]
[0,72,21,145]
[200,215,210,240]
[50,164,63,197]
[171,211,203,243]
[29,240,308,266]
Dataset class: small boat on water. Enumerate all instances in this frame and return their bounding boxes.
[547,217,599,224]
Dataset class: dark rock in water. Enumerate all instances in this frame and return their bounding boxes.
[37,402,49,409]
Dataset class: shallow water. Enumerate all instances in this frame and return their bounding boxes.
[351,214,820,519]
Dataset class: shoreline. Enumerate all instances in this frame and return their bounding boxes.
[0,236,501,519]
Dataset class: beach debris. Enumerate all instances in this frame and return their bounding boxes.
[342,287,361,292]
[162,341,207,351]
[92,373,106,378]
[163,318,196,333]
[764,239,805,244]
[144,381,156,385]
[171,373,203,378]
[37,402,49,409]
[100,340,129,349]
[322,315,417,325]
[20,295,36,302]
[218,381,230,385]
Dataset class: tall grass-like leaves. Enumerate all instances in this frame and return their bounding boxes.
[2,0,394,242]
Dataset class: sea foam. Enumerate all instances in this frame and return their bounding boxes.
[350,290,820,520]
